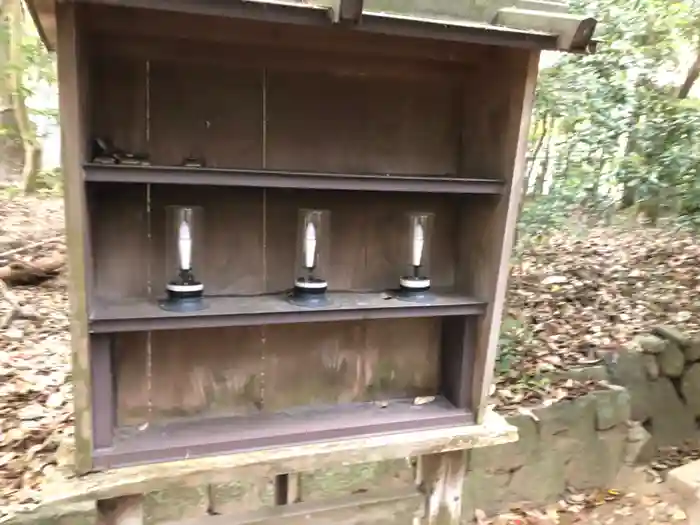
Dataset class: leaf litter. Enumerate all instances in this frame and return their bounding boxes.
[1,197,699,523]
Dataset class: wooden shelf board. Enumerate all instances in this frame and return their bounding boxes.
[89,291,486,333]
[83,164,504,194]
[95,397,472,469]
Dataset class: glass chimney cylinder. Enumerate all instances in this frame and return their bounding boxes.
[399,211,434,294]
[161,205,206,312]
[291,209,331,306]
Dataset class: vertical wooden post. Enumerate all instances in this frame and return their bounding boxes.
[55,1,94,474]
[416,451,467,525]
[470,49,541,424]
[97,495,145,525]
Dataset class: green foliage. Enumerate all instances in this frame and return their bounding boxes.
[527,0,700,225]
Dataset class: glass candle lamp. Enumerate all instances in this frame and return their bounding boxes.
[398,211,434,299]
[160,205,206,312]
[290,209,331,307]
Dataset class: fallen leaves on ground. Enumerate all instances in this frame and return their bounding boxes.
[0,196,72,517]
[482,487,689,524]
[495,222,700,411]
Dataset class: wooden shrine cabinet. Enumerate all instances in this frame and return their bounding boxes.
[29,0,595,523]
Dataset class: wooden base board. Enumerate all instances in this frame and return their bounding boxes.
[96,397,471,469]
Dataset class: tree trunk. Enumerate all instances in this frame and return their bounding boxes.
[532,115,552,196]
[678,43,700,99]
[526,111,549,190]
[0,0,23,182]
[7,0,40,193]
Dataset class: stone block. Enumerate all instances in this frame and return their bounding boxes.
[682,363,700,416]
[209,478,275,515]
[686,339,700,362]
[606,349,652,421]
[649,377,696,447]
[595,387,631,431]
[145,484,208,524]
[469,414,538,472]
[642,354,660,379]
[300,459,414,502]
[506,449,568,506]
[634,334,668,354]
[565,427,627,490]
[463,466,512,517]
[551,365,609,382]
[5,503,96,525]
[623,421,652,465]
[658,344,685,378]
[532,394,597,445]
[653,325,692,349]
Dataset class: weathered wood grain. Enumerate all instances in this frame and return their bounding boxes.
[55,1,93,474]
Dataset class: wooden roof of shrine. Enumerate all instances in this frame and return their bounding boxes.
[27,0,597,55]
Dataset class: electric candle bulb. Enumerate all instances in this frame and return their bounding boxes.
[304,221,317,270]
[178,219,192,271]
[412,221,424,268]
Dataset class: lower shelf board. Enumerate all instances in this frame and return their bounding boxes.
[89,291,486,333]
[94,397,473,469]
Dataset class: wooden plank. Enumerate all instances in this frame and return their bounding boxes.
[148,326,264,420]
[148,59,263,169]
[74,0,560,50]
[97,495,144,525]
[87,183,149,300]
[466,49,541,423]
[439,316,476,409]
[174,488,420,525]
[90,334,115,449]
[100,397,469,468]
[416,451,467,525]
[113,332,149,427]
[89,292,486,333]
[262,319,439,410]
[83,4,482,65]
[38,409,515,506]
[494,8,596,52]
[55,1,93,474]
[89,55,148,157]
[84,165,505,193]
[265,68,460,175]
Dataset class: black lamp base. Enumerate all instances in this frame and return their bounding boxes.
[288,278,330,308]
[159,274,206,312]
[395,276,434,303]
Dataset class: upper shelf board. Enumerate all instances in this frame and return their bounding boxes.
[89,291,486,333]
[84,164,505,194]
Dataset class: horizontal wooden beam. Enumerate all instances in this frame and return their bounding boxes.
[37,409,516,508]
[493,7,597,52]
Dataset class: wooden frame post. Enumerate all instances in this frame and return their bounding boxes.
[416,451,468,525]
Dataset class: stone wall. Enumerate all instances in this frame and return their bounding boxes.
[604,325,700,460]
[464,385,633,516]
